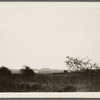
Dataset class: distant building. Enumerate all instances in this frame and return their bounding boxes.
[34,70,39,74]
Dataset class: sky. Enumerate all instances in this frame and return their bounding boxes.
[0,2,100,69]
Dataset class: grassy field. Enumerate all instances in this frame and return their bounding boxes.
[0,70,100,92]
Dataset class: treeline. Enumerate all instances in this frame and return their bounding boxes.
[0,65,35,76]
[0,56,100,76]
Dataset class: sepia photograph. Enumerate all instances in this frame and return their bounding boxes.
[0,2,100,96]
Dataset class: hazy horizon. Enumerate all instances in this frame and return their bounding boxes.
[0,2,100,70]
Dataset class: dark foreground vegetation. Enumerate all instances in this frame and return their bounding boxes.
[0,56,100,92]
[0,69,100,92]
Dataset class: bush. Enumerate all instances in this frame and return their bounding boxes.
[64,70,68,74]
[20,65,35,76]
[0,66,12,76]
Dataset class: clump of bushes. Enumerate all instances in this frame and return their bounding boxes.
[20,65,35,76]
[0,66,12,76]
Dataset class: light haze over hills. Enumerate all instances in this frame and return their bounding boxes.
[11,68,64,74]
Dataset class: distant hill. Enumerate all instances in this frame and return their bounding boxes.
[34,68,64,74]
[11,68,64,74]
[11,69,21,74]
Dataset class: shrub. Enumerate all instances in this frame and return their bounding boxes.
[64,70,68,74]
[0,66,12,76]
[20,65,35,76]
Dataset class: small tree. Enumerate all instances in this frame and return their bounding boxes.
[65,56,99,71]
[0,66,12,76]
[20,65,35,76]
